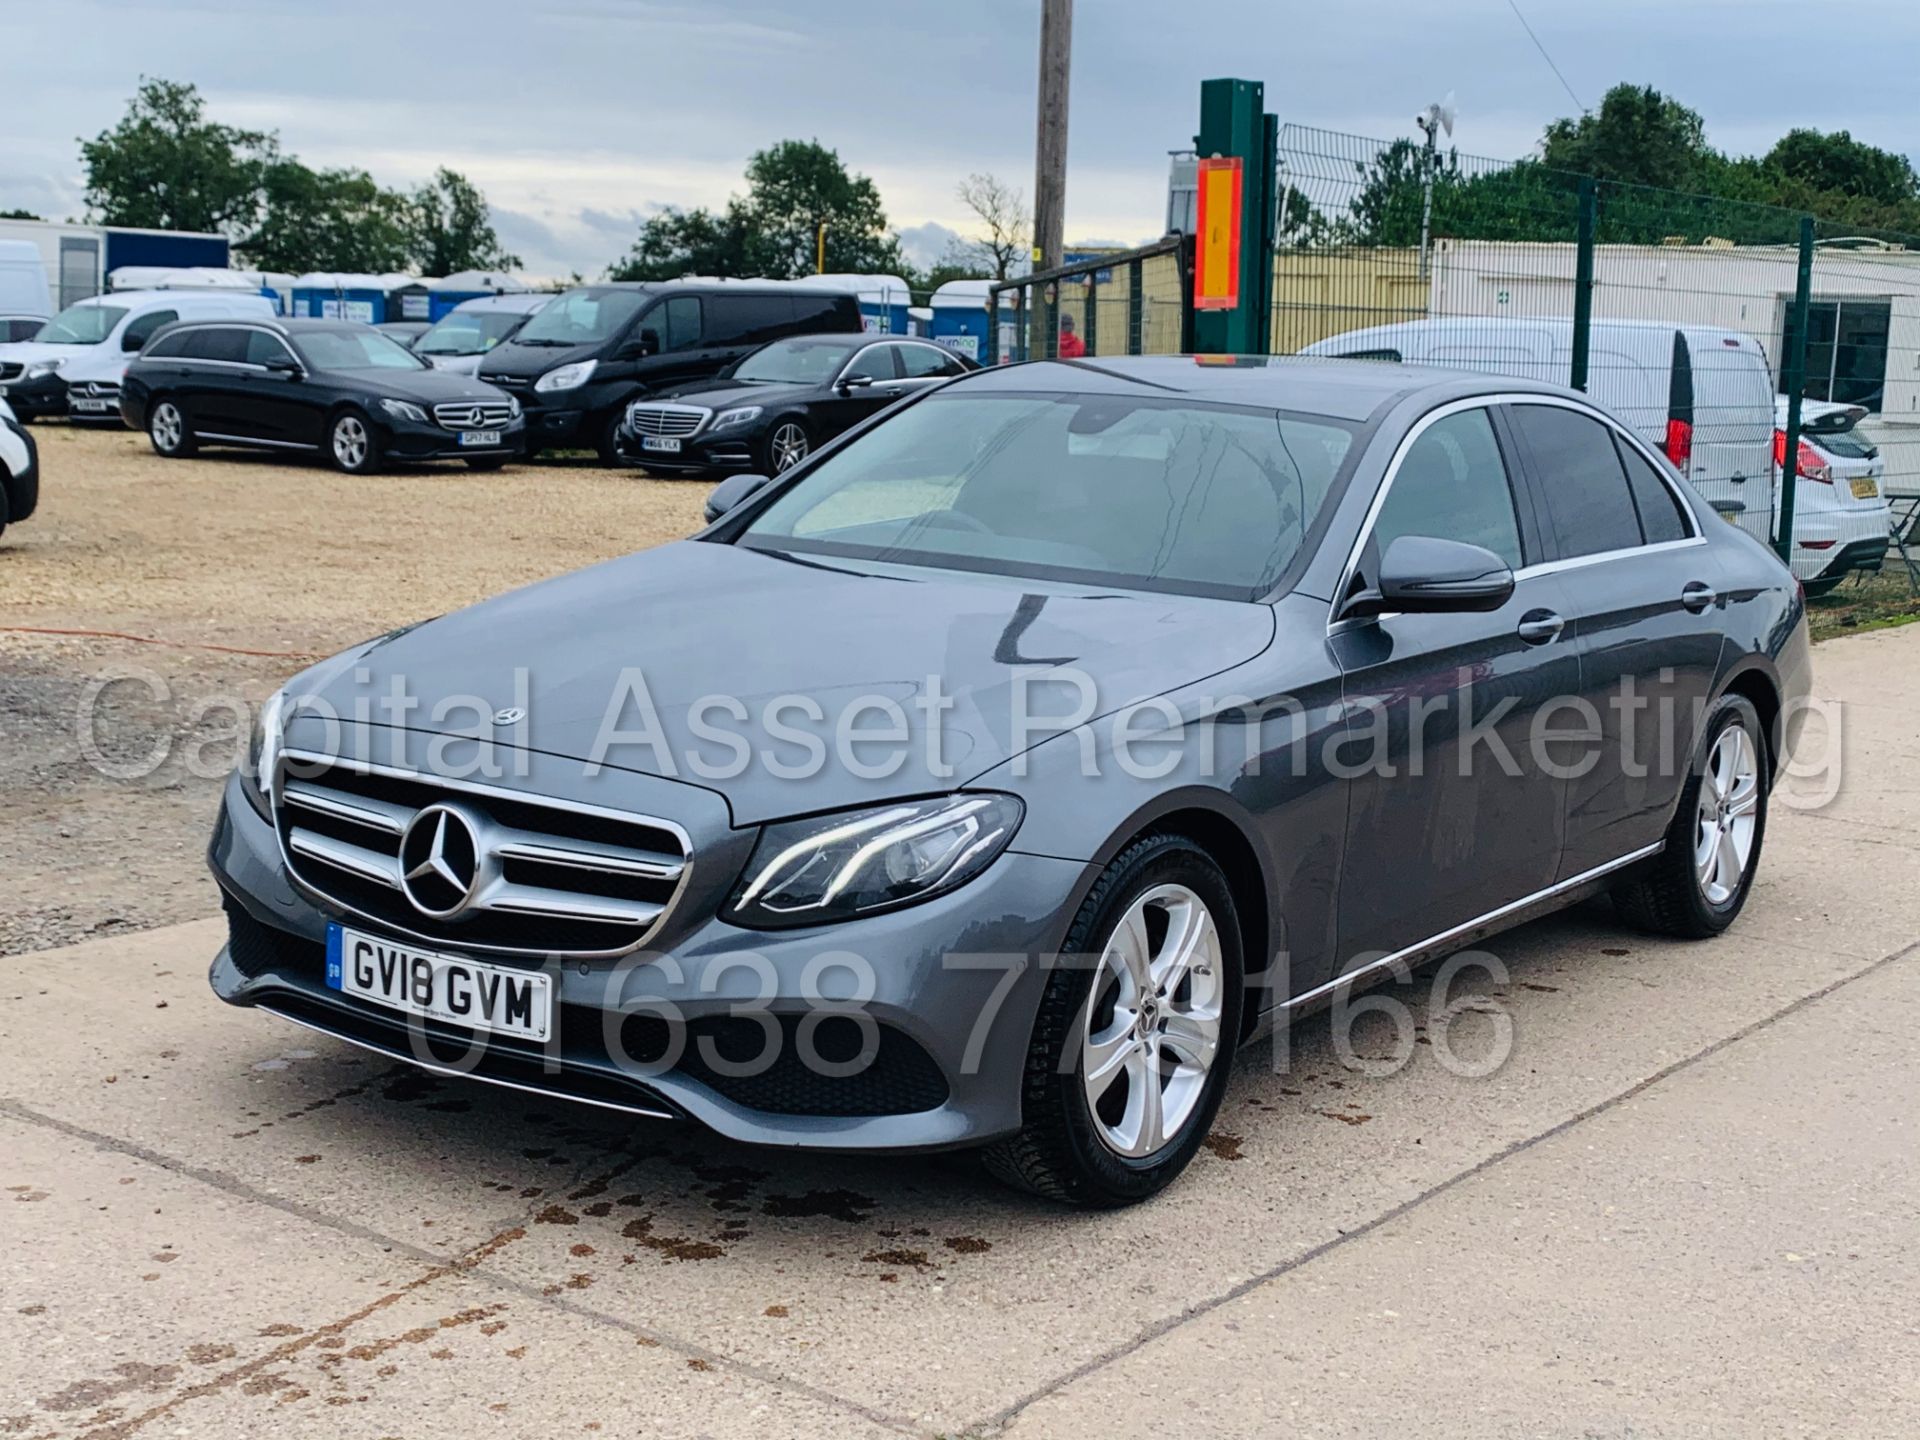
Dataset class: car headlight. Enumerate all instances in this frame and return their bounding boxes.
[535,360,597,393]
[239,689,287,819]
[725,794,1023,929]
[26,359,64,378]
[506,394,522,419]
[711,405,762,431]
[379,398,428,424]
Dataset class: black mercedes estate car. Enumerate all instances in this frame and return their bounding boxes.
[121,318,526,473]
[619,333,976,475]
[210,357,1810,1206]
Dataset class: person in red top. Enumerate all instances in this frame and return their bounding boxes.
[1056,312,1086,358]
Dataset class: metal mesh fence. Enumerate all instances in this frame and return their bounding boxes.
[1269,124,1920,585]
[988,238,1192,364]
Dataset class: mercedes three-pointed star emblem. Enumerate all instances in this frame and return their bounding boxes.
[397,803,483,918]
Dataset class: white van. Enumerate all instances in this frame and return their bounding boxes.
[413,293,553,376]
[0,240,52,342]
[1303,317,1782,554]
[0,288,275,422]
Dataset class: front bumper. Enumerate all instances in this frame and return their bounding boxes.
[207,771,1083,1151]
[617,423,759,474]
[0,370,68,418]
[378,413,528,463]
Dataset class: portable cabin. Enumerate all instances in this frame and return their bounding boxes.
[929,279,1017,363]
[290,272,418,324]
[426,270,531,321]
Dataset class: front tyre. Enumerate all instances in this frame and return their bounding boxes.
[760,417,810,474]
[1614,693,1768,939]
[148,400,195,458]
[985,833,1243,1207]
[327,410,381,474]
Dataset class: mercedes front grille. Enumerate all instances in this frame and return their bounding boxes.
[433,400,516,430]
[625,404,710,438]
[274,753,691,957]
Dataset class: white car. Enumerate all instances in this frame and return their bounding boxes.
[0,393,39,539]
[1774,397,1894,595]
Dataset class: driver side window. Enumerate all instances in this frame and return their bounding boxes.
[643,296,701,353]
[1371,408,1524,571]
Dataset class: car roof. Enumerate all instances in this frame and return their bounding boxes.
[952,355,1580,422]
[448,293,552,314]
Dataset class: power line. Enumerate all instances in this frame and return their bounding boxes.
[1505,0,1587,115]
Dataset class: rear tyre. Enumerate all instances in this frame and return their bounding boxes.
[1613,693,1767,939]
[148,400,195,458]
[327,410,381,474]
[983,833,1243,1207]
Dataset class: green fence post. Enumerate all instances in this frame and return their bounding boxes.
[1776,215,1816,566]
[1570,178,1597,391]
[985,287,1001,367]
[1192,77,1272,355]
[1127,258,1144,355]
[1082,276,1096,356]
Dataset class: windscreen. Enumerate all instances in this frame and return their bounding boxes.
[732,337,862,385]
[738,392,1356,599]
[415,310,530,356]
[514,289,646,346]
[292,329,427,371]
[38,304,127,344]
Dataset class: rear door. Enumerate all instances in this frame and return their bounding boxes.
[177,326,255,436]
[1676,330,1776,548]
[1503,399,1723,878]
[240,329,315,445]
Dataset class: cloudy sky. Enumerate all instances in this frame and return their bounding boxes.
[5,0,1918,280]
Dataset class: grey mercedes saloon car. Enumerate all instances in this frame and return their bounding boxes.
[209,356,1811,1206]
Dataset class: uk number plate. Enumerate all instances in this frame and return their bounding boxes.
[458,429,501,447]
[326,924,551,1041]
[641,436,682,453]
[71,397,113,413]
[1851,475,1879,500]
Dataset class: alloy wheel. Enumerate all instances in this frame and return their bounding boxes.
[1081,884,1224,1159]
[152,403,182,452]
[770,423,808,472]
[333,415,369,470]
[1694,724,1760,905]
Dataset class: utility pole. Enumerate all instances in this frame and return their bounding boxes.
[1031,0,1072,274]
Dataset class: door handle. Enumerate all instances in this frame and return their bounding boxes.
[1680,581,1717,613]
[1516,610,1565,645]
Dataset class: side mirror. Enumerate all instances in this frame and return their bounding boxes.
[264,357,302,379]
[634,328,661,358]
[122,331,148,353]
[1361,535,1515,616]
[837,373,874,392]
[705,472,773,524]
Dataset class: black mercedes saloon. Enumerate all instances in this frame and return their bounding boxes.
[120,318,526,473]
[209,356,1810,1206]
[617,332,975,475]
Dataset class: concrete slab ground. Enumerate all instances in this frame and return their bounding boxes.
[4,623,1918,1439]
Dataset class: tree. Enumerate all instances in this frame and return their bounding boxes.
[738,140,903,278]
[1765,129,1919,207]
[955,172,1029,280]
[1540,84,1711,191]
[612,139,903,281]
[0,208,41,221]
[405,168,521,275]
[241,160,412,274]
[609,206,749,281]
[80,78,274,235]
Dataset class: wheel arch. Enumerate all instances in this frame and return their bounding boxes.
[1719,661,1783,781]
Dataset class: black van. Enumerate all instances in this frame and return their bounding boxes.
[477,282,864,461]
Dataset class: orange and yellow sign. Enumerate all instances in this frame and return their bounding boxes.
[1194,156,1243,311]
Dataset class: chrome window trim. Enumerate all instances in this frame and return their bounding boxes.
[198,432,319,451]
[270,747,695,960]
[1329,390,1708,634]
[1282,841,1663,1011]
[835,341,899,385]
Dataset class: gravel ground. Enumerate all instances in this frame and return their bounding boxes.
[0,422,708,955]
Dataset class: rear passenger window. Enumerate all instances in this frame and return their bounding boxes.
[1614,436,1691,544]
[181,328,248,364]
[143,330,189,359]
[791,294,854,333]
[706,294,791,346]
[1372,408,1524,571]
[1509,404,1643,557]
[898,345,961,379]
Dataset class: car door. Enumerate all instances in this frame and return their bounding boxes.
[240,329,314,446]
[816,342,903,438]
[177,326,262,438]
[894,341,968,394]
[1503,399,1723,880]
[1327,401,1579,966]
[629,294,708,393]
